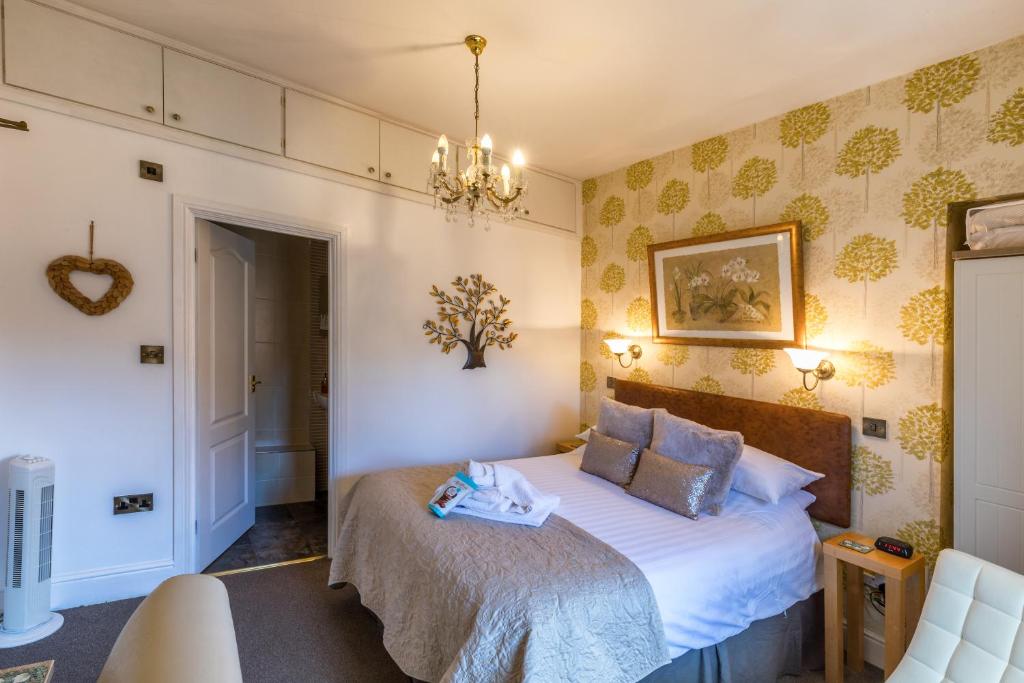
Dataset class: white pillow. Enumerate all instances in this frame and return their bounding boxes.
[730,444,824,504]
[576,427,592,441]
[788,489,817,511]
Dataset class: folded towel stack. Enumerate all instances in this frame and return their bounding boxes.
[449,460,560,527]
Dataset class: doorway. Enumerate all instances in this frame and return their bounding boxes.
[203,222,331,573]
[171,197,344,577]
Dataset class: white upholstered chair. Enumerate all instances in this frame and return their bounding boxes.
[889,548,1024,683]
[98,574,242,683]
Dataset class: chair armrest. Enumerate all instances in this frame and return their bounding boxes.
[99,574,242,683]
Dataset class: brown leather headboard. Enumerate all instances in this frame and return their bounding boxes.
[614,379,852,527]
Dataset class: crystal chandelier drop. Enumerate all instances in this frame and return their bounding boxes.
[430,35,527,227]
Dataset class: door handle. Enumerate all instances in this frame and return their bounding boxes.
[250,375,263,393]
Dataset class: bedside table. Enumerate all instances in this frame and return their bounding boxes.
[555,437,586,453]
[823,532,926,682]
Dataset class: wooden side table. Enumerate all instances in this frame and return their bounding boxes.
[823,532,926,682]
[555,437,586,453]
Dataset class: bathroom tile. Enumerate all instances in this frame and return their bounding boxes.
[254,299,275,343]
[254,252,280,300]
[254,389,276,435]
[254,342,275,383]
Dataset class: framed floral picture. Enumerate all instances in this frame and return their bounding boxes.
[647,222,805,348]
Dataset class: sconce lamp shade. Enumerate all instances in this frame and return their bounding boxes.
[785,347,828,371]
[604,337,643,368]
[604,338,632,355]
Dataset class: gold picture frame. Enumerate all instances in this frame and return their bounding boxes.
[647,221,805,349]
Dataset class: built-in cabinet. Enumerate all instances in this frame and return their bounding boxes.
[379,121,436,193]
[1,0,578,232]
[523,170,578,232]
[3,0,163,122]
[284,90,379,180]
[164,50,283,154]
[954,253,1024,574]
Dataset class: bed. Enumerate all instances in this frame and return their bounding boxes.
[329,379,851,683]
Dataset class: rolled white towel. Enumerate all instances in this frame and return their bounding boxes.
[465,460,535,511]
[453,460,560,527]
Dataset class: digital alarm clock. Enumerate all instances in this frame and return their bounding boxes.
[875,536,913,559]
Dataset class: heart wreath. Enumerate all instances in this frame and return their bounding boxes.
[45,222,134,316]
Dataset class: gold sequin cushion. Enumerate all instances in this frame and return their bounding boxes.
[580,430,642,485]
[625,449,715,520]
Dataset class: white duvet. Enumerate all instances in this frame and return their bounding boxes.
[500,449,822,658]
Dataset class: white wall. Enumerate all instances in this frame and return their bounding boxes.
[0,99,580,607]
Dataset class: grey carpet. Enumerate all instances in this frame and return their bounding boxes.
[0,558,881,682]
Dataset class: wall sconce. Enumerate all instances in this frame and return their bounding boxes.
[605,338,643,368]
[784,347,835,391]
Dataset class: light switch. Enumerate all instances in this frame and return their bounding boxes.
[862,417,887,439]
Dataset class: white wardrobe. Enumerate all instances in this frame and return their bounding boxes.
[954,253,1024,573]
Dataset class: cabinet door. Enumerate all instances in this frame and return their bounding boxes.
[380,121,436,193]
[522,170,577,232]
[3,0,162,121]
[164,49,282,154]
[285,90,379,180]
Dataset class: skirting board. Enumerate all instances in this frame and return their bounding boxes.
[843,624,885,671]
[0,560,179,611]
[52,559,178,609]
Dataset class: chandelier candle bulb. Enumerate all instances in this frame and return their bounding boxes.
[501,164,511,194]
[512,149,526,186]
[437,134,449,171]
[481,134,493,167]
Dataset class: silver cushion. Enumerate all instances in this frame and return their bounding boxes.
[625,449,715,520]
[650,412,743,515]
[597,397,659,449]
[580,430,642,485]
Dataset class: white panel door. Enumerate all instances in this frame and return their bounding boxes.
[522,170,577,232]
[196,219,256,571]
[285,90,379,180]
[164,49,282,154]
[380,121,435,193]
[955,256,1024,573]
[3,0,163,121]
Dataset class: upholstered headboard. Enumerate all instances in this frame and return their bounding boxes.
[614,379,852,527]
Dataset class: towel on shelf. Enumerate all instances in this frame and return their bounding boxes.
[449,460,560,527]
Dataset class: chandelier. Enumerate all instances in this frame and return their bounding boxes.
[430,35,527,227]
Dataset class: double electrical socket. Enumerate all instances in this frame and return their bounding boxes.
[114,493,154,515]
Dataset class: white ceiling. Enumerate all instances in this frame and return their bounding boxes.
[70,0,1024,179]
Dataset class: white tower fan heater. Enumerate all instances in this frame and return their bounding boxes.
[0,455,62,646]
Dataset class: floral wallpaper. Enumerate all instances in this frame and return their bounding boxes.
[579,34,1024,567]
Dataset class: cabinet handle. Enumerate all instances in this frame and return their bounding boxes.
[171,113,182,121]
[368,166,376,175]
[144,105,156,114]
[385,171,392,179]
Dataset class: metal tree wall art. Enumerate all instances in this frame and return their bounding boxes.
[423,274,517,369]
